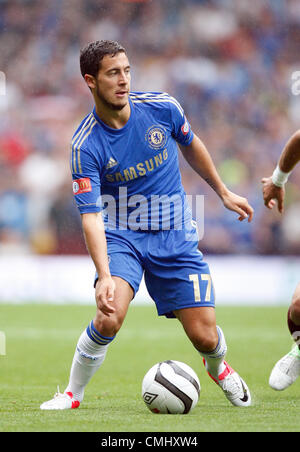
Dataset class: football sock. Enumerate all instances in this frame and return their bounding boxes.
[199,326,227,380]
[287,307,300,350]
[65,321,115,402]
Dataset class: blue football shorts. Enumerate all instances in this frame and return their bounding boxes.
[94,221,215,318]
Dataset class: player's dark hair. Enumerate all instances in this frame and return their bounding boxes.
[80,40,126,78]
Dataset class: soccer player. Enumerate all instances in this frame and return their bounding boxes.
[262,130,300,390]
[40,40,253,410]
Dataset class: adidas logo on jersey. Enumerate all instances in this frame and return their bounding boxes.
[106,157,118,169]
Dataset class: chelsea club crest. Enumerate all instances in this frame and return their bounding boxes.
[146,125,167,150]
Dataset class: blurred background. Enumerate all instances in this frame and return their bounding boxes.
[1,0,300,262]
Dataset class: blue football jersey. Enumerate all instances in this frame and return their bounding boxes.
[70,92,194,230]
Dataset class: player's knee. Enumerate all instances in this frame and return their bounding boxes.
[93,312,124,337]
[188,328,218,353]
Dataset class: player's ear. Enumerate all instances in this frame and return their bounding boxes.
[84,74,96,90]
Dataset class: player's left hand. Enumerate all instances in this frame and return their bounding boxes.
[221,190,254,222]
[261,176,285,213]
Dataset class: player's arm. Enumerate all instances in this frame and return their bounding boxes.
[262,129,300,213]
[81,212,116,316]
[179,135,254,222]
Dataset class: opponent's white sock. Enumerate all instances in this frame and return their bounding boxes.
[199,326,227,380]
[65,321,115,402]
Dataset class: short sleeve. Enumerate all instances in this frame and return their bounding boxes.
[169,97,194,146]
[70,143,102,214]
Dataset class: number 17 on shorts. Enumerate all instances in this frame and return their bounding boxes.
[189,274,213,303]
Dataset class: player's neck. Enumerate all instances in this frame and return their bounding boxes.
[94,101,131,130]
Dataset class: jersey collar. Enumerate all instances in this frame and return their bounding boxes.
[92,97,134,134]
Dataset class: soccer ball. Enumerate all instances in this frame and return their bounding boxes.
[142,360,200,414]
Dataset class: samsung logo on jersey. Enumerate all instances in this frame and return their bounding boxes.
[105,148,168,183]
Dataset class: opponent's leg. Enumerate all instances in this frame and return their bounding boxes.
[175,307,251,407]
[269,282,300,390]
[287,282,300,344]
[40,277,133,410]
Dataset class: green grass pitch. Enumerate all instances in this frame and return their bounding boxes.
[0,303,299,432]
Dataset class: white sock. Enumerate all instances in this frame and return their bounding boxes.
[199,325,227,380]
[65,321,115,402]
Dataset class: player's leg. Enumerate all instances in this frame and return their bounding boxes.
[269,282,300,390]
[174,306,251,407]
[64,276,134,401]
[40,276,134,410]
[144,268,251,407]
[173,306,222,374]
[40,233,144,410]
[143,225,251,407]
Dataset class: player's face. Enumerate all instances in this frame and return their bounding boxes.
[94,52,131,111]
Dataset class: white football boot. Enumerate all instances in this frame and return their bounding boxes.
[269,345,300,391]
[203,359,251,407]
[40,387,80,410]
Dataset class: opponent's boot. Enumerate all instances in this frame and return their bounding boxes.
[269,345,300,391]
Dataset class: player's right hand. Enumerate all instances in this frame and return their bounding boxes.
[95,276,116,316]
[261,176,285,213]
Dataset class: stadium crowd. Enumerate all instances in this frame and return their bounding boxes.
[1,0,300,256]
